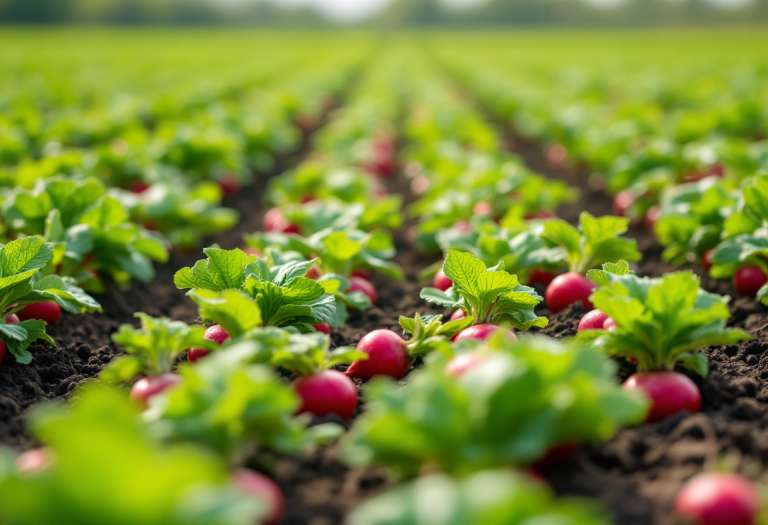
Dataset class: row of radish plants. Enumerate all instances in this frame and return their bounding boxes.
[1,45,767,525]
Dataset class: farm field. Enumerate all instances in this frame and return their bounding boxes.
[0,28,768,525]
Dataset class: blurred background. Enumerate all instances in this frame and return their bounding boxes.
[1,0,766,26]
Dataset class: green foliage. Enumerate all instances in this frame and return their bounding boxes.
[420,250,547,330]
[584,264,751,376]
[399,312,473,359]
[346,469,610,525]
[542,212,640,274]
[102,314,218,382]
[342,335,647,477]
[0,385,264,525]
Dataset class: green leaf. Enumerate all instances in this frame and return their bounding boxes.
[0,319,54,365]
[189,289,262,338]
[175,248,255,292]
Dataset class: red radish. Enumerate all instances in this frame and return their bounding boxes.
[702,250,714,271]
[452,220,472,233]
[128,181,150,194]
[674,472,759,525]
[533,441,578,471]
[6,314,19,324]
[347,329,410,380]
[473,201,493,217]
[733,265,768,297]
[645,205,661,230]
[578,309,609,332]
[603,317,617,330]
[450,309,467,321]
[411,175,430,195]
[234,469,285,525]
[454,324,516,343]
[349,276,377,305]
[372,184,388,198]
[433,268,453,291]
[524,210,557,220]
[293,370,358,419]
[528,268,556,286]
[305,265,321,280]
[129,373,182,408]
[545,273,596,313]
[300,195,316,204]
[0,340,5,366]
[351,268,371,279]
[313,322,331,335]
[15,448,50,474]
[684,163,726,183]
[143,222,158,232]
[445,352,486,377]
[218,176,240,197]
[623,371,701,423]
[188,325,229,363]
[263,208,300,234]
[545,143,568,168]
[244,247,262,258]
[613,190,636,217]
[18,301,61,325]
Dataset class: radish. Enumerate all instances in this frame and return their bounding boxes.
[433,268,452,291]
[473,201,493,217]
[445,352,486,377]
[129,373,182,408]
[188,324,229,363]
[622,371,700,423]
[6,314,19,324]
[217,175,240,197]
[347,329,409,380]
[645,205,661,230]
[603,317,617,330]
[305,265,321,280]
[454,324,516,343]
[352,268,371,279]
[702,250,714,271]
[18,301,61,325]
[533,441,578,471]
[0,340,6,367]
[450,309,466,321]
[263,208,300,234]
[452,220,472,233]
[545,273,595,313]
[545,142,568,168]
[528,268,556,286]
[613,190,635,217]
[578,309,609,332]
[128,181,150,194]
[733,265,767,297]
[293,370,358,419]
[524,210,557,220]
[15,448,51,474]
[674,473,759,525]
[313,322,331,335]
[234,469,285,525]
[349,276,377,305]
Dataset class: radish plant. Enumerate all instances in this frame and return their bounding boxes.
[101,314,217,406]
[342,335,647,477]
[420,250,548,340]
[582,261,752,422]
[542,211,640,312]
[0,236,101,365]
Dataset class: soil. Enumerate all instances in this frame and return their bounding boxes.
[3,109,767,525]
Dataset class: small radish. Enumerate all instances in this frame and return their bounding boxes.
[351,268,371,279]
[454,324,516,343]
[674,472,759,525]
[450,309,467,321]
[603,317,617,330]
[6,314,19,324]
[15,448,51,474]
[733,265,767,297]
[313,322,331,335]
[623,371,700,423]
[305,265,321,280]
[524,210,557,220]
[445,352,486,377]
[217,176,240,197]
[473,201,493,217]
[528,268,557,286]
[546,143,568,168]
[18,301,61,325]
[234,469,285,525]
[613,190,635,217]
[452,220,472,233]
[645,205,661,230]
[263,208,300,234]
[347,329,410,380]
[293,370,358,419]
[545,273,596,313]
[0,340,6,367]
[702,250,714,271]
[188,324,229,363]
[349,276,377,305]
[129,373,182,408]
[578,309,609,332]
[433,268,453,291]
[128,181,150,194]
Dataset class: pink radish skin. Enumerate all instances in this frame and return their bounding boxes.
[16,448,51,474]
[352,268,371,279]
[347,329,410,380]
[733,265,768,297]
[6,314,19,324]
[305,265,321,280]
[263,208,300,234]
[217,176,240,197]
[613,190,635,217]
[445,353,486,377]
[452,220,472,233]
[473,201,493,217]
[293,370,358,419]
[129,373,182,408]
[454,324,516,343]
[702,250,714,271]
[645,205,661,230]
[313,323,331,335]
[528,268,557,286]
[623,371,701,423]
[524,210,557,220]
[18,301,61,325]
[603,317,617,330]
[433,268,453,291]
[578,310,610,332]
[450,309,467,321]
[188,325,229,363]
[234,469,285,525]
[674,473,759,525]
[545,273,596,313]
[349,276,377,305]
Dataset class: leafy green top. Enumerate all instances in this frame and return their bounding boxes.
[342,335,647,477]
[102,314,217,381]
[0,385,264,525]
[542,211,641,274]
[584,264,752,376]
[266,331,366,377]
[420,250,547,330]
[399,313,473,359]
